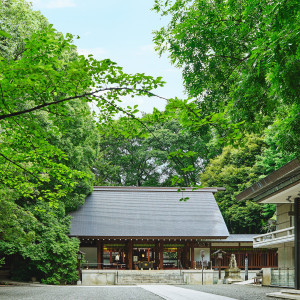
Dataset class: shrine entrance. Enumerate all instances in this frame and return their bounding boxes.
[133,246,155,270]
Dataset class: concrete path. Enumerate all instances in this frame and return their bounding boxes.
[139,285,237,300]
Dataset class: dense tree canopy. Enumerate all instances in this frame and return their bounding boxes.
[94,116,209,186]
[153,0,299,153]
[0,0,298,283]
[0,0,164,283]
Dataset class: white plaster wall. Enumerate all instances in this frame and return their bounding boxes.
[277,243,294,268]
[277,204,293,231]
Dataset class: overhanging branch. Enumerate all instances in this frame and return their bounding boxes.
[0,87,169,121]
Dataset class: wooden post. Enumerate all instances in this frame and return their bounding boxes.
[177,248,181,268]
[238,242,241,268]
[97,240,103,269]
[182,243,187,269]
[159,241,164,270]
[155,241,159,269]
[148,248,150,262]
[209,242,211,268]
[128,240,133,270]
[190,242,195,268]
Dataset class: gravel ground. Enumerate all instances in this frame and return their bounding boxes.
[180,284,283,300]
[0,284,285,300]
[0,285,163,300]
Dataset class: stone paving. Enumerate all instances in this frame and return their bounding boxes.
[140,285,236,299]
[181,284,283,300]
[0,284,284,300]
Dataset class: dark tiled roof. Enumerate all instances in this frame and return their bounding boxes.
[236,159,300,202]
[70,187,229,239]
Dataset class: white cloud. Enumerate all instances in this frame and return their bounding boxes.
[30,0,76,9]
[77,47,107,59]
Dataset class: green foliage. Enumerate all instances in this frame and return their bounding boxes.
[94,115,209,187]
[200,135,276,233]
[153,0,300,154]
[0,0,165,284]
[0,0,48,59]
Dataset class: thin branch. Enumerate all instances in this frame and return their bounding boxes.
[0,152,41,181]
[0,87,169,121]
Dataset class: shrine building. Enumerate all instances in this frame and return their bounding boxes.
[70,186,229,270]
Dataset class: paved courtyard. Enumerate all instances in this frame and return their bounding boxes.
[0,284,283,300]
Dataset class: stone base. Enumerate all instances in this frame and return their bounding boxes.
[225,278,243,284]
[224,268,242,284]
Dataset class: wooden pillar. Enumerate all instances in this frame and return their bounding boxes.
[238,242,241,268]
[177,248,181,268]
[190,242,195,268]
[128,240,133,270]
[159,240,164,270]
[182,243,187,269]
[97,240,103,269]
[294,198,300,289]
[155,241,159,269]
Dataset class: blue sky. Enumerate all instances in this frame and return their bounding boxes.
[30,0,185,113]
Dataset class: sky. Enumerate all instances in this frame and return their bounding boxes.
[29,0,186,113]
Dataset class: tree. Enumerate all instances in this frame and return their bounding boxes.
[0,0,165,283]
[94,114,210,187]
[153,0,300,153]
[200,134,276,233]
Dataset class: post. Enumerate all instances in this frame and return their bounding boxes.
[159,240,164,270]
[190,242,195,269]
[201,250,205,285]
[97,240,103,269]
[115,253,119,284]
[218,258,221,280]
[77,258,81,279]
[128,240,133,270]
[177,248,181,269]
[155,241,159,269]
[295,198,300,289]
[245,257,248,281]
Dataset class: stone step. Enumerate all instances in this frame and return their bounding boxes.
[118,280,183,283]
[266,291,300,300]
[281,290,300,295]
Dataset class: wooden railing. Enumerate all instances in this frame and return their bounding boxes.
[212,251,278,270]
